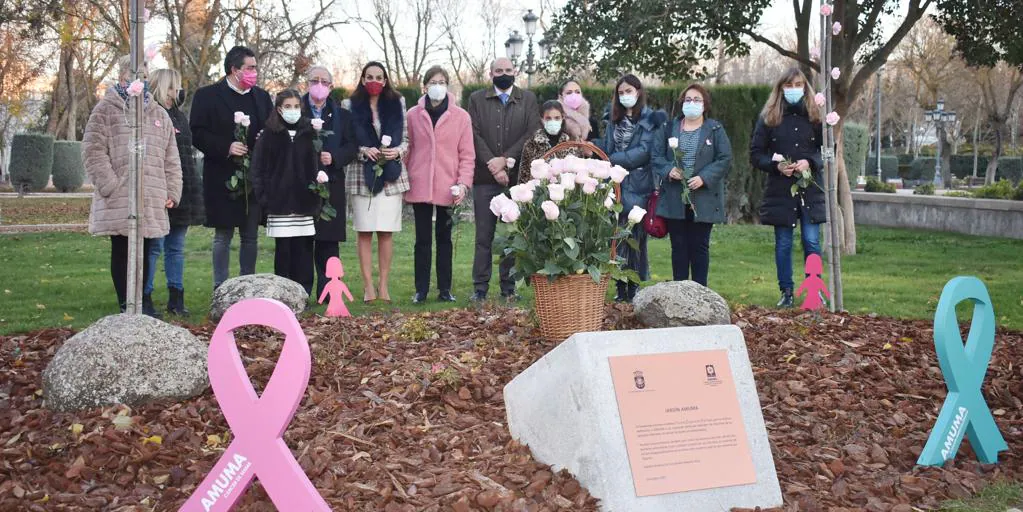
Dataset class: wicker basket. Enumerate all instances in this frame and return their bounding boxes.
[531,273,611,342]
[528,141,618,342]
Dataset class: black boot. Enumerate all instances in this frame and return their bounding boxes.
[167,288,190,316]
[614,281,628,303]
[777,289,794,308]
[627,283,639,302]
[142,293,163,319]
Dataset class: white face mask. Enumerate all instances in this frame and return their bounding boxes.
[619,94,638,109]
[281,109,301,124]
[427,84,447,101]
[544,119,562,135]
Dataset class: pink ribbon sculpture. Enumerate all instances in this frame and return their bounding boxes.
[180,298,331,511]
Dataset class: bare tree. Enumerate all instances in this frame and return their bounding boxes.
[351,0,446,85]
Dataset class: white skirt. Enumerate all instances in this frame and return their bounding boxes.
[266,214,315,238]
[352,193,403,232]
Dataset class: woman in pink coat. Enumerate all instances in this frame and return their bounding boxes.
[405,66,475,304]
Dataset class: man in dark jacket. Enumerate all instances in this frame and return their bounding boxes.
[190,45,273,289]
[467,57,540,302]
[301,65,358,299]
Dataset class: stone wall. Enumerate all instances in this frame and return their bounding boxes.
[852,192,1023,239]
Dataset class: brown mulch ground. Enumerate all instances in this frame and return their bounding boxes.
[0,198,92,225]
[1,306,1021,511]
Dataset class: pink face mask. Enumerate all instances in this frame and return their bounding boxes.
[562,92,584,110]
[309,83,330,102]
[238,69,258,90]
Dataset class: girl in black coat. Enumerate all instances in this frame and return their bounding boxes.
[251,89,321,294]
[750,67,825,308]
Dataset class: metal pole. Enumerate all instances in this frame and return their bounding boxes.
[933,119,943,188]
[526,34,535,88]
[126,0,145,314]
[876,69,882,180]
[819,9,837,313]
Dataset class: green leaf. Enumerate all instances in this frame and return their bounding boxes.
[230,175,239,188]
[626,238,640,251]
[790,184,799,197]
[587,265,602,283]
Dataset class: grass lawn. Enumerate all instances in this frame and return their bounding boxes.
[1,220,1021,335]
[941,481,1022,511]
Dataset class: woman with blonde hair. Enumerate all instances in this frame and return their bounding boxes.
[144,68,204,316]
[749,67,824,308]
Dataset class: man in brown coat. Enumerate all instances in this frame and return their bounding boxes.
[83,55,182,315]
[467,57,540,302]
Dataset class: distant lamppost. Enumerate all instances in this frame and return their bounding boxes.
[924,98,957,188]
[875,65,884,180]
[503,9,549,88]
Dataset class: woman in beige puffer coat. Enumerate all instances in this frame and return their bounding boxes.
[83,66,182,314]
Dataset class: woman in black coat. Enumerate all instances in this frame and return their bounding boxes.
[250,89,322,294]
[750,67,825,308]
[302,66,358,299]
[144,68,205,317]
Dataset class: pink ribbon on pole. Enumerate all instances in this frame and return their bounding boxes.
[180,298,330,511]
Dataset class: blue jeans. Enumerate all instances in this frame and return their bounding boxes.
[773,209,821,291]
[145,225,189,294]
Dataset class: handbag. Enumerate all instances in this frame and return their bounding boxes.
[643,188,669,238]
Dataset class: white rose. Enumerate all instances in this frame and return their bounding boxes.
[380,135,392,146]
[450,185,462,196]
[548,184,565,202]
[316,171,329,184]
[310,118,324,131]
[627,205,647,225]
[506,157,516,168]
[668,137,679,149]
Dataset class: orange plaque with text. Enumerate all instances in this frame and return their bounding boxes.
[608,350,757,496]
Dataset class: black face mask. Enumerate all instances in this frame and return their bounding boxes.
[173,89,186,108]
[493,74,515,91]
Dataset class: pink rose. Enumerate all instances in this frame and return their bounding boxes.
[126,79,144,97]
[564,155,586,173]
[820,3,833,16]
[833,22,842,35]
[548,184,565,202]
[560,172,577,191]
[582,179,598,195]
[500,202,521,223]
[826,111,841,126]
[541,200,560,220]
[509,184,534,203]
[831,67,841,80]
[450,185,461,197]
[604,195,614,209]
[311,118,324,131]
[530,160,550,180]
[506,157,516,168]
[145,43,159,61]
[234,111,246,124]
[590,160,612,179]
[380,135,392,146]
[526,179,541,190]
[575,171,590,184]
[814,92,826,107]
[810,46,821,60]
[550,159,566,174]
[316,171,329,184]
[609,165,629,183]
[772,153,785,162]
[240,115,251,128]
[489,194,513,216]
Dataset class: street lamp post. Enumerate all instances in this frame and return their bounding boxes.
[924,98,957,188]
[504,9,549,88]
[504,30,523,68]
[876,65,883,180]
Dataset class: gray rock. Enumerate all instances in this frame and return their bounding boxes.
[210,273,308,321]
[42,314,208,412]
[633,280,731,327]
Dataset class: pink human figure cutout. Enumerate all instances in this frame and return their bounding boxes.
[318,256,353,317]
[796,254,830,311]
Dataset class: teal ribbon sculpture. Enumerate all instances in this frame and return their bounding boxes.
[917,276,1008,466]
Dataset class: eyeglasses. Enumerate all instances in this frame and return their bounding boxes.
[683,97,704,104]
[308,78,332,86]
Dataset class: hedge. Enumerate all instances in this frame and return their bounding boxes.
[864,176,895,193]
[910,157,938,181]
[51,141,84,192]
[996,157,1023,184]
[865,155,899,180]
[843,123,869,187]
[949,155,988,178]
[9,133,54,193]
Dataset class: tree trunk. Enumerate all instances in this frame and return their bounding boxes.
[65,49,77,140]
[985,120,1006,185]
[833,122,855,255]
[972,105,980,179]
[940,128,952,187]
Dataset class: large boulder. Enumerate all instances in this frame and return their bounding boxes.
[42,314,208,412]
[633,280,732,327]
[210,273,308,321]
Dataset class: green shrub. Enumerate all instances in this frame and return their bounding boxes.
[949,154,988,178]
[50,141,84,192]
[944,190,972,198]
[842,123,869,187]
[329,86,348,102]
[896,154,915,166]
[9,133,54,193]
[971,179,1018,200]
[913,183,935,195]
[865,155,899,180]
[395,86,422,108]
[897,164,913,180]
[996,157,1022,184]
[864,176,896,193]
[910,157,937,181]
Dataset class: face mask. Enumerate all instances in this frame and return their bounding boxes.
[544,119,562,135]
[682,102,704,119]
[493,74,515,90]
[783,87,804,105]
[364,81,384,96]
[239,69,258,90]
[427,84,447,102]
[619,94,638,109]
[280,109,301,124]
[562,92,584,110]
[309,83,330,102]
[174,89,185,108]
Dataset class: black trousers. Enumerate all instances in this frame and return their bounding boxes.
[110,235,154,310]
[313,240,339,299]
[665,216,714,286]
[412,202,454,295]
[273,236,315,295]
[472,184,515,295]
